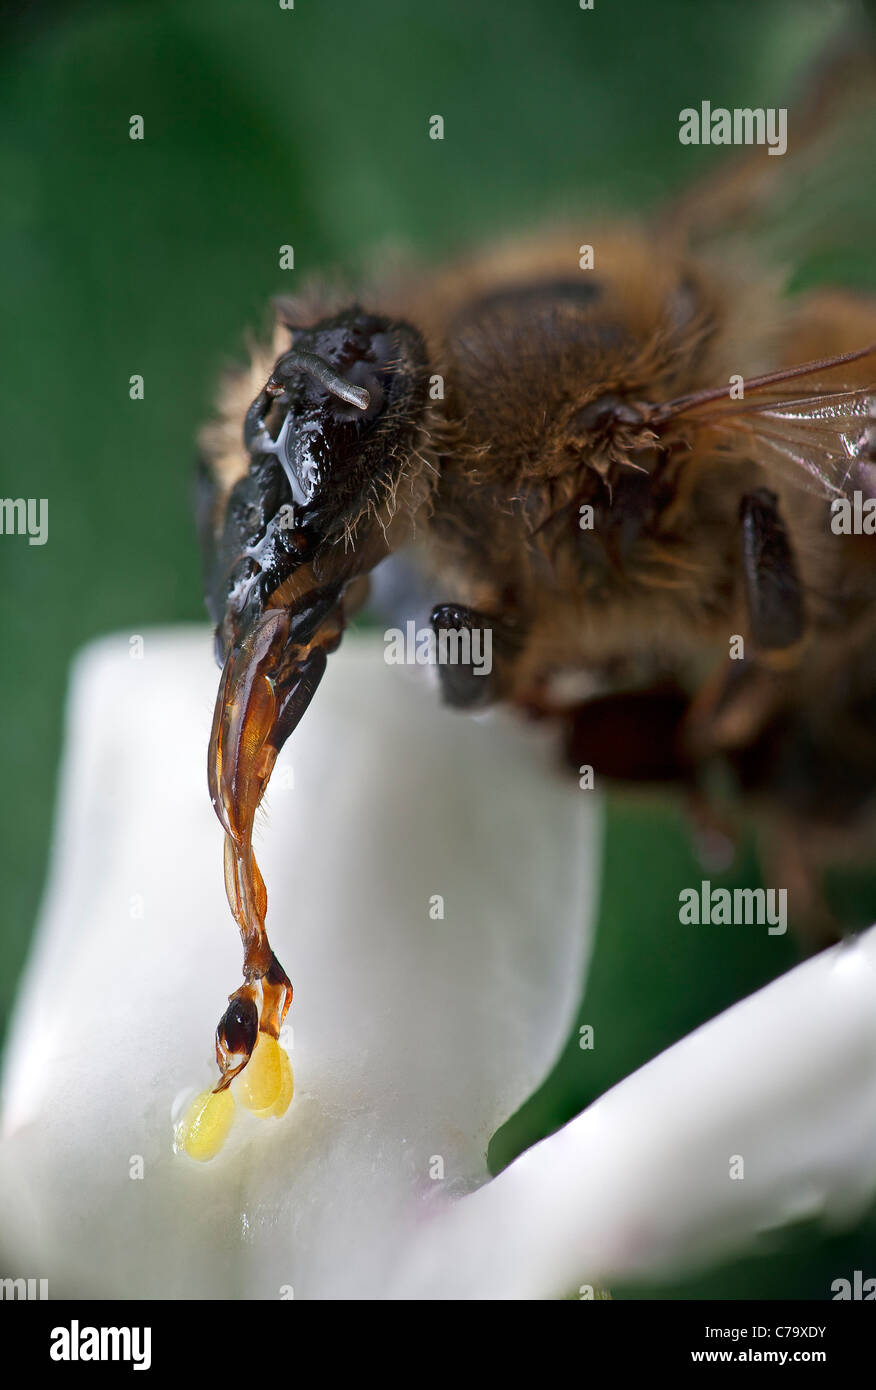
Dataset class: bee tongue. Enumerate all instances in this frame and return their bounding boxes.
[209,586,343,838]
[207,588,342,1009]
[209,607,290,849]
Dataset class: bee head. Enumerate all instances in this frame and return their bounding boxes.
[204,308,429,665]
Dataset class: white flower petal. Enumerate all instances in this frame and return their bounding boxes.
[0,629,601,1298]
[389,925,876,1299]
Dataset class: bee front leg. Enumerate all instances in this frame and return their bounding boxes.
[429,602,522,708]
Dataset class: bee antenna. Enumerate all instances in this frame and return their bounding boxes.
[271,349,371,412]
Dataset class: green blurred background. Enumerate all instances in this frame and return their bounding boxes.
[1,0,875,1298]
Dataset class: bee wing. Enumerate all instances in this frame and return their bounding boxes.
[688,386,875,497]
[666,350,876,499]
[664,33,876,274]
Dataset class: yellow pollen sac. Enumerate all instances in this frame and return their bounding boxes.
[257,1045,294,1119]
[236,1031,285,1112]
[177,1086,236,1162]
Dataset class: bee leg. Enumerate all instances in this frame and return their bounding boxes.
[739,488,807,663]
[760,820,841,951]
[429,603,519,709]
[685,655,784,758]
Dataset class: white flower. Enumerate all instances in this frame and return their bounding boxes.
[2,630,875,1300]
[0,630,599,1298]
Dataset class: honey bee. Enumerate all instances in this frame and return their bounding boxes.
[192,48,876,1126]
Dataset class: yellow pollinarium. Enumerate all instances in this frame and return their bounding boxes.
[176,1033,294,1163]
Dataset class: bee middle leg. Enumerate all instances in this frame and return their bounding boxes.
[684,488,807,756]
[739,487,807,662]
